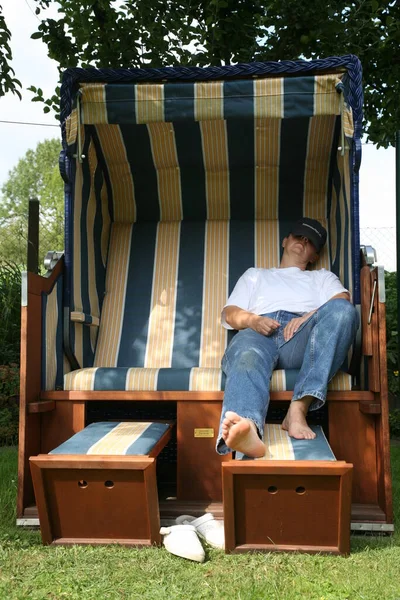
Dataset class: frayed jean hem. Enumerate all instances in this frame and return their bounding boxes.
[291,391,326,412]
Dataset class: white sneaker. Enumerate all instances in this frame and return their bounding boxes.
[175,513,225,550]
[159,524,205,562]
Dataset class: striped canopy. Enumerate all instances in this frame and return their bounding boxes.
[65,74,354,135]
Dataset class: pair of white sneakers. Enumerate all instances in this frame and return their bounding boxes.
[159,513,225,562]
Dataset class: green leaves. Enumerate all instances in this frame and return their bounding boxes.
[27,86,60,120]
[0,139,64,267]
[0,5,22,99]
[0,0,396,144]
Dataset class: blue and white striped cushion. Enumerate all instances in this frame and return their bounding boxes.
[49,421,170,456]
[237,424,336,461]
[64,367,352,392]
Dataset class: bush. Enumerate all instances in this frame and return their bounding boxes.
[0,263,21,445]
[389,409,400,439]
[385,271,400,438]
[0,364,19,446]
[0,261,21,365]
[385,272,398,396]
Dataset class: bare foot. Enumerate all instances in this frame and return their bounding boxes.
[281,399,316,440]
[222,411,266,457]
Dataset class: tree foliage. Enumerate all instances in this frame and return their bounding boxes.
[31,0,399,147]
[0,138,64,266]
[1,1,399,146]
[0,3,21,98]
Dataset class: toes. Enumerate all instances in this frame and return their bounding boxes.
[225,411,240,423]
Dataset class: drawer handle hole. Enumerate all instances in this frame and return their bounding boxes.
[268,486,278,494]
[78,480,88,488]
[105,480,114,489]
[296,486,306,495]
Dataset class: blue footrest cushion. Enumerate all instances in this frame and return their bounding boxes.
[237,424,336,461]
[49,421,170,456]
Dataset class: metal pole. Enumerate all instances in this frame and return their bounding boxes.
[396,132,400,386]
[27,197,39,273]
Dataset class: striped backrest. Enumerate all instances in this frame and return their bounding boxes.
[41,272,71,391]
[93,218,337,369]
[64,69,356,373]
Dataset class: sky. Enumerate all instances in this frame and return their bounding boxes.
[0,0,397,268]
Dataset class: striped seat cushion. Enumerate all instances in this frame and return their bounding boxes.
[237,424,336,461]
[49,421,170,455]
[64,367,351,392]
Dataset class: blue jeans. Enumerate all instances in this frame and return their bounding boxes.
[216,299,359,455]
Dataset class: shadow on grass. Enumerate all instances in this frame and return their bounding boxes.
[1,445,399,557]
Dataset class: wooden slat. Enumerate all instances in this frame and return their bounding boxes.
[351,503,386,522]
[368,269,381,391]
[359,401,381,414]
[18,258,65,518]
[40,402,85,455]
[148,423,174,458]
[23,501,391,524]
[375,278,394,523]
[24,258,64,297]
[328,402,378,504]
[231,544,342,555]
[18,300,42,517]
[51,538,153,547]
[177,402,231,501]
[40,390,375,402]
[222,460,351,476]
[27,401,56,414]
[338,466,353,555]
[361,266,373,356]
[30,455,156,469]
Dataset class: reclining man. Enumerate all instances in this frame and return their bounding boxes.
[216,218,358,458]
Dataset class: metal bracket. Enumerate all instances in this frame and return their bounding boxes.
[376,264,386,303]
[44,251,64,274]
[361,245,377,266]
[368,280,377,324]
[351,522,394,533]
[21,271,28,307]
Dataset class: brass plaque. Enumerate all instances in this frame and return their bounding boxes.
[194,428,214,438]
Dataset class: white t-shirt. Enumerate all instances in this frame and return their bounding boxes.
[222,267,348,329]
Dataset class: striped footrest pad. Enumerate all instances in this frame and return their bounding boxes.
[238,424,336,461]
[49,421,170,456]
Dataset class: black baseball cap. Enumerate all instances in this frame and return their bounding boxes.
[290,218,327,253]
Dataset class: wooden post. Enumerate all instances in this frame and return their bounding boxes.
[27,198,39,274]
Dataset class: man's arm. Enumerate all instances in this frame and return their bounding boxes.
[283,291,351,341]
[222,305,280,336]
[330,292,350,301]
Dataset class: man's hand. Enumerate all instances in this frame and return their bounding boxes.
[283,311,315,342]
[222,305,280,335]
[251,315,281,336]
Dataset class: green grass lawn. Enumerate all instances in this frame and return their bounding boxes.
[0,446,399,600]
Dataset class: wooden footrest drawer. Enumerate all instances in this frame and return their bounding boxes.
[29,421,174,546]
[222,460,353,555]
